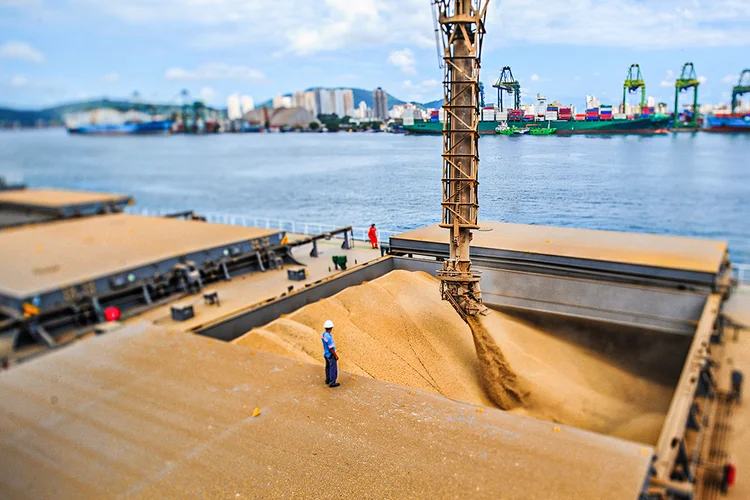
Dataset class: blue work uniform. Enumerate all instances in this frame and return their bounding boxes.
[321,330,338,385]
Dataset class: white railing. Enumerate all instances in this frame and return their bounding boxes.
[732,263,750,286]
[126,206,399,243]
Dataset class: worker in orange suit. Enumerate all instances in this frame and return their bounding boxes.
[368,224,379,249]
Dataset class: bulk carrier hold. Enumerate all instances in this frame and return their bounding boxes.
[1,2,749,499]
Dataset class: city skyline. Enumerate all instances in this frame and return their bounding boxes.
[1,1,749,110]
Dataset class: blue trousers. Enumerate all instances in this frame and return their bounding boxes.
[325,356,338,385]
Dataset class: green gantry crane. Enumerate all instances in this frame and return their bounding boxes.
[674,63,700,128]
[622,64,646,114]
[492,66,521,111]
[731,70,750,113]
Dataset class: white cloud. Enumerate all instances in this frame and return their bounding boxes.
[199,86,216,104]
[102,72,119,84]
[659,70,675,87]
[402,78,439,101]
[722,74,738,84]
[10,75,28,87]
[388,48,416,74]
[698,76,707,84]
[530,74,540,82]
[486,0,750,49]
[164,63,265,81]
[79,0,434,56]
[0,41,45,63]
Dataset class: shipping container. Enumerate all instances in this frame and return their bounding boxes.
[586,108,599,113]
[545,112,557,120]
[585,115,599,121]
[574,114,585,120]
[613,113,627,120]
[496,112,508,121]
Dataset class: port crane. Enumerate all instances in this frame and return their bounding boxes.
[731,69,750,113]
[433,0,489,319]
[492,66,521,111]
[622,64,646,114]
[674,63,700,128]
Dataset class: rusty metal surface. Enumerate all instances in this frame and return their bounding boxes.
[0,214,281,297]
[0,324,653,499]
[0,188,130,208]
[653,294,722,481]
[396,222,727,274]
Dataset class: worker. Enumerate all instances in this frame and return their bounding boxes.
[321,319,340,388]
[368,224,378,249]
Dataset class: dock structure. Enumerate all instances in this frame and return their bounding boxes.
[0,188,132,229]
[0,214,286,349]
[0,324,653,499]
[390,222,730,291]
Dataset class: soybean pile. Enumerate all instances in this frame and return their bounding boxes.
[233,270,689,444]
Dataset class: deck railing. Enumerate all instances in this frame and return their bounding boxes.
[732,263,750,286]
[126,207,399,243]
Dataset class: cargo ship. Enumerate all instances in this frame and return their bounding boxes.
[67,120,173,135]
[704,112,750,133]
[405,115,670,135]
[64,108,173,135]
[408,100,670,135]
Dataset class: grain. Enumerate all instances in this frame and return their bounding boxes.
[234,270,686,444]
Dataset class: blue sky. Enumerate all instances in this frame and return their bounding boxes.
[1,0,749,110]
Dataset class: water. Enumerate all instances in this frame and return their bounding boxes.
[1,129,749,262]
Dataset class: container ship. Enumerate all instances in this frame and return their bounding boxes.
[704,112,750,133]
[65,108,173,135]
[405,102,670,135]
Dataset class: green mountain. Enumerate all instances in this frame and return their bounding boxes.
[1,89,443,126]
[0,99,218,126]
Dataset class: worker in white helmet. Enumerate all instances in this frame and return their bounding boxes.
[321,319,340,387]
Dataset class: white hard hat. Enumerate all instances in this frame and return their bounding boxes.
[324,320,334,329]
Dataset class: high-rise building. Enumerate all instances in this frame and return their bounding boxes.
[357,100,368,119]
[333,89,346,117]
[293,91,306,108]
[240,95,255,114]
[272,94,293,109]
[373,87,388,120]
[304,91,318,116]
[342,89,354,117]
[329,89,338,116]
[318,89,333,115]
[226,94,242,120]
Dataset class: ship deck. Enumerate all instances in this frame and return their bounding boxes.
[392,222,727,277]
[0,214,281,298]
[0,324,653,499]
[0,188,131,211]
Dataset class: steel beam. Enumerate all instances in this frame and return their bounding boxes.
[652,293,722,481]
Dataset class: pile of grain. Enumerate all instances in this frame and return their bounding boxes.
[233,270,686,444]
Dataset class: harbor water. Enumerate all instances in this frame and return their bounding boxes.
[1,129,748,263]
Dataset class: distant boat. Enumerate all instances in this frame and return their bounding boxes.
[67,120,173,135]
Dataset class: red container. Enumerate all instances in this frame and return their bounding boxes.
[574,114,585,120]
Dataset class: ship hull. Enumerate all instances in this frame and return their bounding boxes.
[704,115,750,133]
[405,117,670,135]
[68,120,173,135]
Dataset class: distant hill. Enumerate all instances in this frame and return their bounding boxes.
[1,89,443,125]
[422,99,443,109]
[0,98,217,126]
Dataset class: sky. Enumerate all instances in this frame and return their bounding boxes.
[1,0,749,110]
